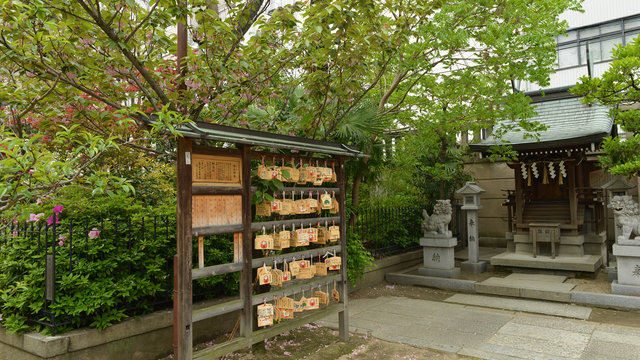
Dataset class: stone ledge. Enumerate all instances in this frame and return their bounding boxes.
[419,237,457,248]
[571,291,640,311]
[1,296,238,360]
[613,244,640,257]
[417,267,460,278]
[385,273,476,292]
[611,281,640,296]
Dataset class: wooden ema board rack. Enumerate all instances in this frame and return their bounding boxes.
[174,140,350,360]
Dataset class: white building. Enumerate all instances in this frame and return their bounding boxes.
[521,0,640,92]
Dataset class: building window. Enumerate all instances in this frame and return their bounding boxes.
[556,15,640,69]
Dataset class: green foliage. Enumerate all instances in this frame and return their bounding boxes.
[0,218,173,334]
[0,190,239,334]
[572,35,640,176]
[346,230,374,286]
[252,177,284,205]
[351,206,424,256]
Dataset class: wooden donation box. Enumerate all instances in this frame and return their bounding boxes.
[529,223,560,259]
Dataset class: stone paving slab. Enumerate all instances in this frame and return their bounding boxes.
[319,295,640,360]
[509,314,596,334]
[487,333,584,359]
[476,277,575,302]
[478,277,576,292]
[445,294,592,319]
[504,273,567,283]
[580,339,640,360]
[466,343,569,360]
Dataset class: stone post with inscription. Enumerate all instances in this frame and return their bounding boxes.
[457,182,488,273]
[418,200,460,278]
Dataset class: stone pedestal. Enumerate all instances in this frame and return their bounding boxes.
[418,235,460,278]
[612,243,640,296]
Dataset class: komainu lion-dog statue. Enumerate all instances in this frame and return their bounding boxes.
[422,199,452,237]
[609,195,640,242]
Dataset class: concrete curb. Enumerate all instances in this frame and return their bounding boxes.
[385,272,640,311]
[385,273,476,293]
[571,291,640,310]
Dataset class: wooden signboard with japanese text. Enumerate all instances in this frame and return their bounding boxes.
[191,153,243,229]
[192,154,242,187]
[192,195,242,228]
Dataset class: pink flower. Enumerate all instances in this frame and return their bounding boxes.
[29,213,44,222]
[58,240,64,246]
[283,351,291,356]
[88,228,100,239]
[12,219,18,224]
[12,231,18,237]
[46,216,60,226]
[52,205,64,215]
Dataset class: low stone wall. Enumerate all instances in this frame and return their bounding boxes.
[349,250,422,292]
[0,250,421,360]
[0,299,238,360]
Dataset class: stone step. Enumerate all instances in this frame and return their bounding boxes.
[445,293,592,319]
[504,273,567,283]
[475,277,575,302]
[490,252,602,272]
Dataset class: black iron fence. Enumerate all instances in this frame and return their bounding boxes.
[351,203,463,257]
[351,206,424,258]
[0,216,177,335]
[0,204,447,334]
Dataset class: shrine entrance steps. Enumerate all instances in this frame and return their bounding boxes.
[475,273,575,302]
[490,251,602,273]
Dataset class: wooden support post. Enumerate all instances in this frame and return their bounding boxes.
[198,236,204,269]
[234,233,242,263]
[569,163,577,227]
[175,137,193,360]
[514,164,524,233]
[240,145,253,338]
[337,156,349,341]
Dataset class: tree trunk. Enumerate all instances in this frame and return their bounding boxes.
[439,135,447,199]
[349,161,366,226]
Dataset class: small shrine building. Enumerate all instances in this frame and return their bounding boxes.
[470,90,615,272]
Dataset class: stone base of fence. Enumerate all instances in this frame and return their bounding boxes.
[0,249,421,360]
[0,298,238,360]
[348,249,422,293]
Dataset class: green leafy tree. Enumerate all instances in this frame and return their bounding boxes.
[572,35,640,175]
[0,0,580,213]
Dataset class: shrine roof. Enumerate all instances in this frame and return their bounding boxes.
[469,96,613,153]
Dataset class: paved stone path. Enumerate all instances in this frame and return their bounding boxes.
[320,296,640,359]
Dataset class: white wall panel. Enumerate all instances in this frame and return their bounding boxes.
[561,0,640,29]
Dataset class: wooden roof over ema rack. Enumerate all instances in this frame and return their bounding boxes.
[158,118,364,360]
[144,118,368,158]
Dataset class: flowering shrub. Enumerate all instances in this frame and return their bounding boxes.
[0,194,237,334]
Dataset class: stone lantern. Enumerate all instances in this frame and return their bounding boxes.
[457,181,487,273]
